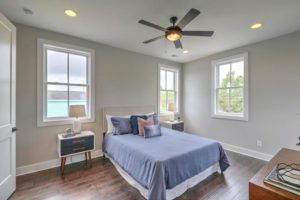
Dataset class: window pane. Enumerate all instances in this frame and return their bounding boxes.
[47,84,68,118]
[160,91,167,112]
[166,71,174,90]
[47,50,68,83]
[69,86,88,113]
[231,61,244,87]
[167,91,175,104]
[167,91,176,111]
[160,70,166,90]
[69,54,87,84]
[230,88,243,113]
[217,89,230,113]
[218,64,230,88]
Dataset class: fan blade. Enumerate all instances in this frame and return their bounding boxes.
[177,8,200,29]
[174,40,183,49]
[182,31,214,37]
[138,20,166,31]
[143,35,165,44]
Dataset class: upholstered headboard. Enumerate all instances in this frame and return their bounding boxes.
[102,105,156,132]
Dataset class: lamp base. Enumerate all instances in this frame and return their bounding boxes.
[73,118,81,134]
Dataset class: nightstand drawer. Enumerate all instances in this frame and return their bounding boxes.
[61,136,93,148]
[172,123,184,131]
[61,143,94,156]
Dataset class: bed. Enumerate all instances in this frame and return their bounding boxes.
[102,106,230,200]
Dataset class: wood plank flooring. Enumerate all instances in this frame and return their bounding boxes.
[9,151,265,200]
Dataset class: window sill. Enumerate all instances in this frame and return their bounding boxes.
[211,113,248,121]
[37,117,95,127]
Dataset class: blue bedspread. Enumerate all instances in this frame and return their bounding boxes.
[103,127,229,200]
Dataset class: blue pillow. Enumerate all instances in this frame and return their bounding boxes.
[148,113,159,125]
[111,117,132,135]
[144,124,162,138]
[130,115,147,135]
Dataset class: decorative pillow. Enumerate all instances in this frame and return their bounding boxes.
[147,113,159,125]
[130,115,148,134]
[111,117,132,135]
[144,124,162,138]
[137,117,153,136]
[106,114,129,133]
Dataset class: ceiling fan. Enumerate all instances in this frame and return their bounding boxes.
[138,8,214,49]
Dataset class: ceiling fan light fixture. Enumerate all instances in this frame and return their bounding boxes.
[166,29,182,41]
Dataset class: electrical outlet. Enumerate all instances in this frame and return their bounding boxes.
[257,140,263,147]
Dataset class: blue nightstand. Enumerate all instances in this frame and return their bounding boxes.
[57,131,95,175]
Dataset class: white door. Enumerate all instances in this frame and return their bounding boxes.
[0,12,16,200]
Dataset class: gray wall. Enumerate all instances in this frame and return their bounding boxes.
[15,23,181,167]
[183,31,300,156]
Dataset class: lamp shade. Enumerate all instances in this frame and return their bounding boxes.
[167,103,176,112]
[69,105,86,118]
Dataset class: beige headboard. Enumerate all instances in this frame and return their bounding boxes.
[102,105,156,132]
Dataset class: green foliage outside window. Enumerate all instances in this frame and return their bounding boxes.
[218,72,244,113]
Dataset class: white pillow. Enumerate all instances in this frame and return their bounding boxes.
[106,114,130,133]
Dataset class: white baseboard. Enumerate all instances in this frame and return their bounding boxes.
[16,143,272,176]
[16,150,103,176]
[221,142,273,161]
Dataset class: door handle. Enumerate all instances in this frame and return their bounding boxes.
[12,127,18,132]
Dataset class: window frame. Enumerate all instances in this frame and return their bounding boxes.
[211,53,249,121]
[158,64,180,115]
[37,38,95,127]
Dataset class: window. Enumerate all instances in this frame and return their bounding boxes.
[159,65,180,114]
[37,39,95,126]
[211,53,248,121]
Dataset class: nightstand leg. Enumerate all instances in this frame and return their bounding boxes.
[88,151,92,168]
[85,152,88,165]
[61,157,66,175]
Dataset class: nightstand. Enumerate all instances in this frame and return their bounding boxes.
[57,131,95,175]
[160,121,184,132]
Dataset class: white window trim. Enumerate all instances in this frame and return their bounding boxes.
[37,38,95,127]
[211,52,249,121]
[158,64,181,115]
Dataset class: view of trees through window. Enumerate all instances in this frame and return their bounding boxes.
[217,61,244,114]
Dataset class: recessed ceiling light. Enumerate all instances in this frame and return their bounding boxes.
[23,7,33,15]
[65,9,77,17]
[183,50,189,54]
[251,23,262,29]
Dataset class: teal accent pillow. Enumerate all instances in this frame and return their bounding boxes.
[111,117,132,135]
[144,124,162,138]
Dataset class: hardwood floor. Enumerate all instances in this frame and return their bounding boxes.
[10,151,265,200]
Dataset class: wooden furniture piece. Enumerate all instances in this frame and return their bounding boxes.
[160,121,184,132]
[57,131,95,175]
[249,148,300,200]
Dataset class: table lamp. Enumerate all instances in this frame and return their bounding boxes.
[69,105,86,134]
[168,103,176,121]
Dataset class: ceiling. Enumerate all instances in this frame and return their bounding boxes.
[1,0,300,63]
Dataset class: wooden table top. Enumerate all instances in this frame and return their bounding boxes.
[249,148,300,199]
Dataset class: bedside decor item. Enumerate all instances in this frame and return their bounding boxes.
[62,128,75,138]
[264,163,300,195]
[69,105,86,134]
[58,131,95,175]
[167,103,176,121]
